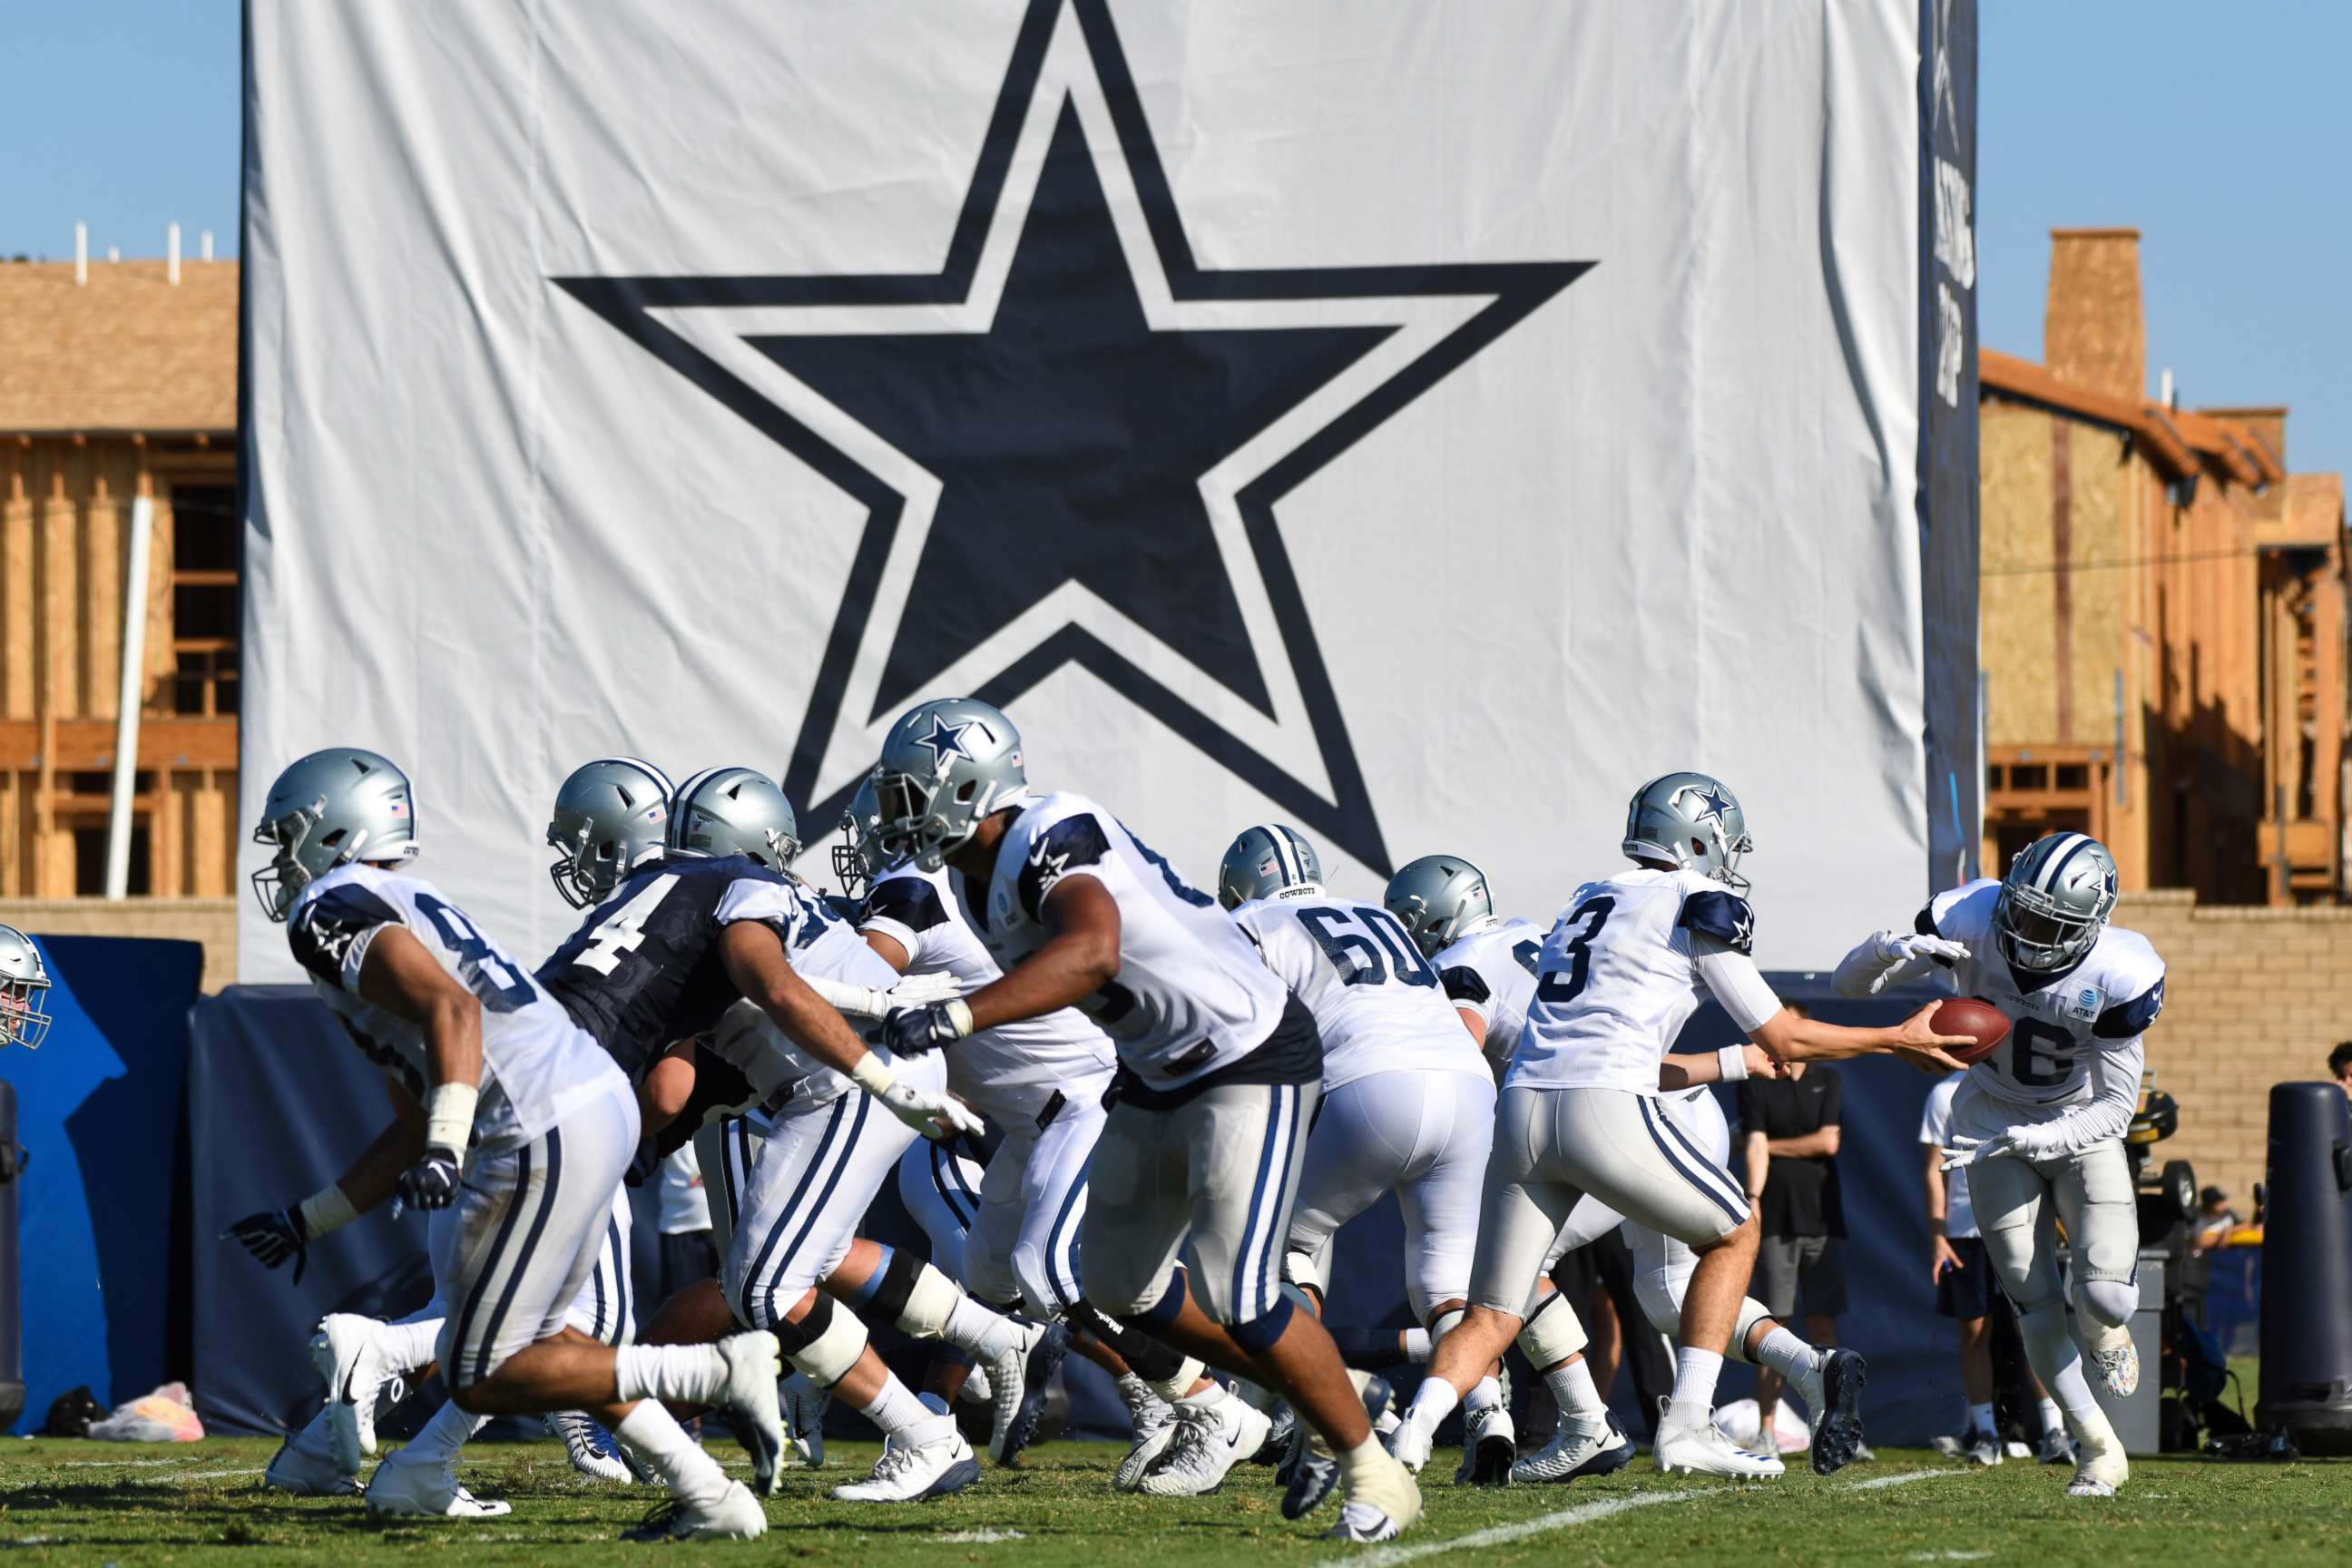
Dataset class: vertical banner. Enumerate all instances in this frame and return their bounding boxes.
[242,0,1955,978]
[1919,0,1981,889]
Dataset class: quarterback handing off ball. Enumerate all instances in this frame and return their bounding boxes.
[1929,997,2012,1064]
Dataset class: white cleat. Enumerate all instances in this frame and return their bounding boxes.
[1455,1401,1518,1487]
[987,1319,1068,1464]
[830,1418,982,1502]
[1512,1416,1637,1485]
[1112,1382,1180,1493]
[716,1330,788,1495]
[620,1480,768,1541]
[264,1437,359,1496]
[1137,1390,1270,1497]
[780,1371,829,1468]
[1653,1404,1784,1479]
[1964,1427,2004,1466]
[1384,1415,1435,1475]
[547,1409,637,1483]
[958,1361,995,1406]
[2065,1411,2128,1497]
[364,1459,513,1518]
[2036,1426,2076,1465]
[2085,1324,2141,1398]
[310,1314,397,1473]
[1322,1448,1421,1544]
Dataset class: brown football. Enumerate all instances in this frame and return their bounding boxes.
[1932,996,2013,1064]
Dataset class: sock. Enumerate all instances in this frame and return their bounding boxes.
[1969,1399,1996,1435]
[1754,1327,1821,1383]
[379,1316,443,1371]
[858,1376,934,1438]
[1144,1357,1208,1405]
[613,1344,730,1407]
[613,1402,730,1507]
[944,1297,1017,1361]
[917,1391,951,1417]
[286,1406,338,1462]
[387,1400,485,1471]
[1235,1379,1279,1413]
[2038,1397,2064,1436]
[2015,1307,2101,1420]
[1546,1357,1608,1433]
[1667,1348,1724,1424]
[1404,1377,1458,1432]
[1337,1434,1392,1486]
[1464,1376,1503,1416]
[1402,1328,1432,1363]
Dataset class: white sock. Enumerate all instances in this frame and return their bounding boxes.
[1405,1377,1458,1432]
[614,1402,730,1506]
[1754,1327,1820,1383]
[1464,1375,1503,1415]
[1401,1328,1432,1363]
[1667,1348,1724,1424]
[945,1297,1016,1361]
[859,1376,935,1438]
[1545,1357,1609,1433]
[1969,1399,1996,1434]
[387,1400,485,1471]
[379,1316,443,1371]
[2038,1397,2064,1436]
[613,1344,730,1406]
[2015,1307,2101,1420]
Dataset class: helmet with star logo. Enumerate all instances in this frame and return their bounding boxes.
[666,766,800,870]
[1216,823,1325,909]
[873,698,1030,871]
[1622,771,1752,892]
[0,924,52,1049]
[1993,831,2118,974]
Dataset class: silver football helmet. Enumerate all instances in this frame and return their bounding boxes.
[251,747,421,921]
[837,772,911,899]
[1622,771,1752,892]
[1216,824,1325,909]
[872,698,1030,871]
[667,767,800,869]
[547,757,676,908]
[0,924,53,1050]
[1383,854,1501,957]
[1994,831,2119,973]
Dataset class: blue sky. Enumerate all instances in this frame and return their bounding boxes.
[3,1,2346,475]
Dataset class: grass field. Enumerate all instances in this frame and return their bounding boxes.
[2,1436,2347,1566]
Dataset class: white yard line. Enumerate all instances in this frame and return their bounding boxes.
[50,1457,198,1468]
[1335,1468,1957,1565]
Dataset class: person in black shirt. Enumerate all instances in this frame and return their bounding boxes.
[1737,1020,1849,1454]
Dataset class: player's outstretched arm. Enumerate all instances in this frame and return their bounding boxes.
[1831,929,1969,997]
[718,920,873,1074]
[1658,1044,1779,1090]
[960,875,1121,1034]
[1751,999,1971,1067]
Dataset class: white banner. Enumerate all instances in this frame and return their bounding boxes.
[241,0,1934,981]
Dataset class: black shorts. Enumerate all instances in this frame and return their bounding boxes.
[1934,1234,1993,1320]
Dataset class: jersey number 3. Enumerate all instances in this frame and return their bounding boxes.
[1534,896,1615,1005]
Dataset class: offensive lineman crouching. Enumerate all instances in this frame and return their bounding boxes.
[870,698,1424,1543]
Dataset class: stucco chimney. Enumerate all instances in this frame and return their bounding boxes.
[2044,228,2145,403]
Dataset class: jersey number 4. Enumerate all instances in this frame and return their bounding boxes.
[571,874,678,976]
[1298,906,1438,988]
[1534,896,1615,1005]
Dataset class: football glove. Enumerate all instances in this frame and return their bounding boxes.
[880,999,975,1057]
[222,1208,310,1282]
[1881,932,1971,967]
[1939,1131,2034,1171]
[878,1079,986,1142]
[396,1147,464,1210]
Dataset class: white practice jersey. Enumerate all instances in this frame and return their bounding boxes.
[286,863,624,1153]
[953,791,1289,1093]
[1917,1074,1977,1239]
[1919,878,2165,1111]
[861,862,1116,1098]
[701,925,905,1111]
[1432,916,1549,1082]
[1230,895,1490,1095]
[1508,867,1765,1095]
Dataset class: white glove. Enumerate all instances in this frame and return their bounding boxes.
[1940,1131,2026,1171]
[884,971,965,1008]
[879,1080,985,1142]
[808,973,959,1022]
[1881,932,1971,966]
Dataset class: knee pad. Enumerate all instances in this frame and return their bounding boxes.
[1729,1298,1773,1364]
[875,1253,963,1338]
[1282,1247,1327,1298]
[2073,1277,2138,1330]
[774,1294,870,1388]
[1229,1296,1297,1357]
[1516,1290,1588,1369]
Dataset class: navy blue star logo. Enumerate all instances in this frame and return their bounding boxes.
[915,714,977,768]
[1690,786,1736,826]
[556,0,1588,873]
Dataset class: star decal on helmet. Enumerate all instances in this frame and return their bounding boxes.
[1690,785,1735,826]
[915,714,978,768]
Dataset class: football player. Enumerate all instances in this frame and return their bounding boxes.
[1215,825,1506,1497]
[0,924,52,1048]
[1834,831,2161,1497]
[1386,773,1967,1479]
[230,748,780,1539]
[556,766,1057,1504]
[870,698,1423,1544]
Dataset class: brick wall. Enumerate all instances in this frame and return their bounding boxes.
[2122,887,2352,1202]
[0,896,237,995]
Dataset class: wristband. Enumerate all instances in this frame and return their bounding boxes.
[808,975,887,1020]
[1716,1044,1749,1083]
[849,1053,897,1098]
[297,1182,361,1240]
[424,1081,479,1155]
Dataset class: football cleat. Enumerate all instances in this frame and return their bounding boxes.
[364,1458,512,1518]
[1136,1390,1269,1497]
[1112,1377,1180,1492]
[1803,1348,1869,1476]
[715,1330,788,1495]
[1323,1448,1421,1544]
[780,1370,828,1467]
[547,1409,637,1483]
[1252,1402,1297,1466]
[620,1481,767,1541]
[2085,1324,2141,1398]
[831,1419,981,1503]
[263,1436,360,1497]
[1511,1416,1635,1485]
[988,1319,1067,1465]
[1281,1426,1340,1518]
[2036,1426,2075,1465]
[1965,1427,2004,1466]
[1456,1400,1517,1487]
[1653,1403,1783,1479]
[310,1314,397,1473]
[2064,1410,2128,1497]
[958,1361,995,1406]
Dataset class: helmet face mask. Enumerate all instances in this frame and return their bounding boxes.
[1216,824,1324,910]
[832,773,903,899]
[871,700,1029,872]
[0,926,53,1049]
[1993,833,2117,973]
[1622,772,1751,893]
[1383,854,1499,956]
[250,749,420,922]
